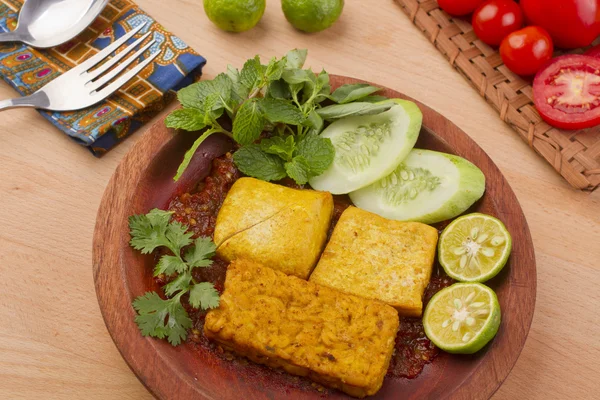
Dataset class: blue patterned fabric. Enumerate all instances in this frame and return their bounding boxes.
[0,0,206,156]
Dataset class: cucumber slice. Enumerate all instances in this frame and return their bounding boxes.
[308,99,421,194]
[349,149,485,224]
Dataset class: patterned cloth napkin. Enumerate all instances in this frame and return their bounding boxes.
[0,0,206,156]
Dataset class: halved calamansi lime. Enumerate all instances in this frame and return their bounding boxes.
[438,213,511,283]
[423,283,501,354]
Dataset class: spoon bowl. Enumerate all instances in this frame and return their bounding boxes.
[0,0,109,48]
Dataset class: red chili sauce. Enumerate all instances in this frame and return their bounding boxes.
[161,153,455,384]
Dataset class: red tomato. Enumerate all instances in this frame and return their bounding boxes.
[472,0,523,46]
[521,0,600,49]
[438,0,485,16]
[533,55,600,130]
[585,45,600,59]
[500,26,553,76]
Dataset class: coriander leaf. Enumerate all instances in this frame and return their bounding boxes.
[265,57,285,82]
[360,95,389,103]
[316,102,393,120]
[295,134,335,175]
[285,49,307,69]
[260,98,306,125]
[165,221,194,253]
[240,56,263,91]
[260,136,295,160]
[129,209,174,254]
[233,99,264,145]
[227,64,249,103]
[330,84,381,104]
[267,79,291,100]
[233,144,287,181]
[165,108,207,131]
[154,255,188,276]
[282,68,314,85]
[164,271,192,297]
[133,292,192,346]
[189,282,220,310]
[284,156,311,184]
[184,237,216,268]
[174,129,219,182]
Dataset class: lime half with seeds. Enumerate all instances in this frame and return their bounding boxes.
[423,282,501,354]
[438,213,512,283]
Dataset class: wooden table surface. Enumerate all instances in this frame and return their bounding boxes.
[1,1,598,399]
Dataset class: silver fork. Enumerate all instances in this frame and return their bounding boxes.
[0,22,160,112]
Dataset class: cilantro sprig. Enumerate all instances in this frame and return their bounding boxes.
[166,49,388,184]
[129,209,220,346]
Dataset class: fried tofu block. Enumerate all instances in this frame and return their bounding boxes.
[204,260,399,398]
[214,178,333,279]
[310,206,438,317]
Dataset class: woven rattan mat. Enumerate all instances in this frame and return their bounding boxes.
[395,0,600,191]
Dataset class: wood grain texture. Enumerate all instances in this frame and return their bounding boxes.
[1,1,599,399]
[93,75,536,400]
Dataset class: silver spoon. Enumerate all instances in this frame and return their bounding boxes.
[0,0,109,48]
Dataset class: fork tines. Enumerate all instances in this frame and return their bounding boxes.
[77,22,160,98]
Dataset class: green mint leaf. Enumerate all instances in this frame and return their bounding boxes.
[212,73,233,106]
[301,69,322,103]
[233,99,265,145]
[227,64,250,103]
[330,84,381,104]
[165,108,207,131]
[129,209,174,254]
[284,156,311,184]
[164,271,192,297]
[176,80,214,110]
[316,102,393,120]
[154,255,187,276]
[189,282,220,310]
[260,136,295,160]
[285,49,308,69]
[295,134,335,176]
[360,95,389,103]
[233,144,287,181]
[314,70,331,103]
[282,68,314,85]
[240,56,263,91]
[260,98,306,125]
[177,74,231,110]
[174,129,218,182]
[184,237,216,268]
[265,57,285,82]
[133,292,192,346]
[304,109,324,133]
[267,79,291,99]
[203,93,224,124]
[289,82,304,102]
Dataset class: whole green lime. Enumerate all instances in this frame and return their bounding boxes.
[282,0,344,33]
[203,0,266,32]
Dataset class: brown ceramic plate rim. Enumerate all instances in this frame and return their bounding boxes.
[93,75,536,400]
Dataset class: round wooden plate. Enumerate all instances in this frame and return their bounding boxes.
[93,75,536,400]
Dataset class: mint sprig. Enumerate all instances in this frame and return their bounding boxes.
[166,49,388,185]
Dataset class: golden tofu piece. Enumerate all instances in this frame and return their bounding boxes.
[310,206,438,316]
[214,177,333,279]
[205,260,399,398]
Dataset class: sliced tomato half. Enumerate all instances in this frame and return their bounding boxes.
[533,55,600,130]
